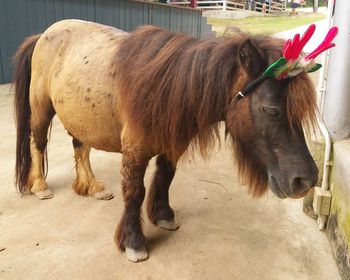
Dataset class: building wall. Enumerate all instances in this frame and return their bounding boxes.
[327,140,350,280]
[0,0,214,84]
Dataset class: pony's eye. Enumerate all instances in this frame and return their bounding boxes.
[262,106,281,118]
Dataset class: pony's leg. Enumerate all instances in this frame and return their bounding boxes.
[71,138,114,200]
[27,98,55,200]
[115,150,149,262]
[147,154,179,230]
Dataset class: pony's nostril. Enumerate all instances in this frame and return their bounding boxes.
[291,177,313,193]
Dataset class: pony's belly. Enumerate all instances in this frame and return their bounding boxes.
[53,101,122,153]
[33,19,125,152]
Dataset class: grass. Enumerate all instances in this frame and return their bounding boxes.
[208,13,326,35]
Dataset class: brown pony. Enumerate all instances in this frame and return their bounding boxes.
[13,20,318,262]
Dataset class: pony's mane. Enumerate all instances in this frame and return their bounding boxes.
[115,26,247,160]
[115,26,317,196]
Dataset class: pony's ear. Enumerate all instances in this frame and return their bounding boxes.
[239,39,264,76]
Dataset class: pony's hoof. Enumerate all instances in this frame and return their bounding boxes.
[34,189,54,200]
[125,246,149,262]
[157,219,179,231]
[92,189,114,200]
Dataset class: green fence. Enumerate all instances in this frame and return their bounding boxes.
[0,0,214,84]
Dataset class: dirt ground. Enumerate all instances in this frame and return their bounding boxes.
[0,83,341,280]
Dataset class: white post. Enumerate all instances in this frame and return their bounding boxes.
[323,0,350,140]
[314,0,319,12]
[223,0,227,10]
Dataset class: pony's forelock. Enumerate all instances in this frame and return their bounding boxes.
[287,73,318,133]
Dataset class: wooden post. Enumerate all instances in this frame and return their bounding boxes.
[190,0,197,8]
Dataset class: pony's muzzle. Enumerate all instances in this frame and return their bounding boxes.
[288,177,316,199]
[290,176,316,193]
[268,162,318,199]
[288,164,318,198]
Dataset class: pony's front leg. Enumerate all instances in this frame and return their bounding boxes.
[72,138,114,200]
[147,154,179,230]
[115,152,149,262]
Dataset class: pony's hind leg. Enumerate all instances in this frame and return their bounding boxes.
[28,137,54,199]
[28,97,55,200]
[71,138,114,200]
[147,154,179,230]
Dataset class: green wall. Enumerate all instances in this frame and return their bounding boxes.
[0,0,213,84]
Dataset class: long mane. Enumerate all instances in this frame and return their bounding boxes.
[115,26,248,160]
[115,26,317,196]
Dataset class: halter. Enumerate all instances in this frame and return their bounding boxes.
[231,24,338,104]
[232,75,268,102]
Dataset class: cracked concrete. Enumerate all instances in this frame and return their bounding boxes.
[0,84,340,279]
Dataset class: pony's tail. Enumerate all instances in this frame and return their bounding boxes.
[13,34,41,193]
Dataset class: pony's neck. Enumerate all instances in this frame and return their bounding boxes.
[116,27,246,155]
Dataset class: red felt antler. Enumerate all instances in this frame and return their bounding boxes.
[305,26,338,61]
[275,24,338,79]
[283,24,316,61]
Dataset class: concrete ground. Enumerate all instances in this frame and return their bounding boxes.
[0,83,341,280]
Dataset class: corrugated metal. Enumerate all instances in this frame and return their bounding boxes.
[0,0,214,84]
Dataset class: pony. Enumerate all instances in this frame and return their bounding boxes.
[13,20,318,262]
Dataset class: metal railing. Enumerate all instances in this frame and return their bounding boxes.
[167,0,287,13]
[168,0,245,10]
[253,1,287,13]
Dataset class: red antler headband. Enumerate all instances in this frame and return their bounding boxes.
[268,24,338,79]
[236,24,338,99]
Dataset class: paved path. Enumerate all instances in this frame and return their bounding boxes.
[0,78,341,280]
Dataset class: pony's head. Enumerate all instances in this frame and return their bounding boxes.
[225,25,337,198]
[226,72,318,198]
